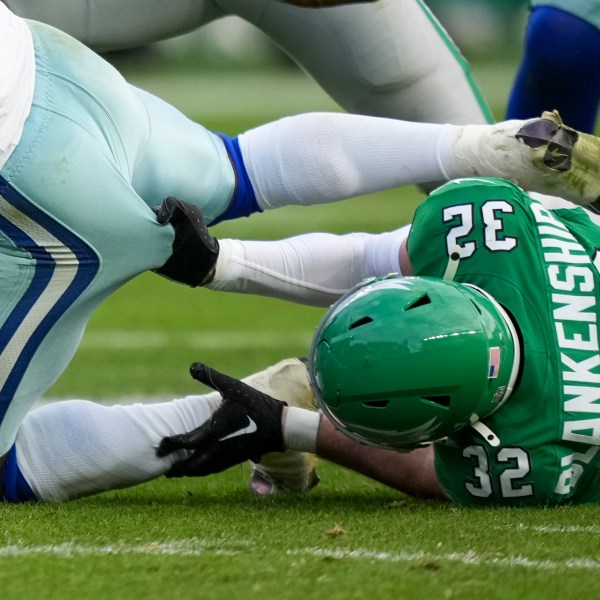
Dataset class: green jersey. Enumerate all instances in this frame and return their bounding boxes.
[408,177,600,507]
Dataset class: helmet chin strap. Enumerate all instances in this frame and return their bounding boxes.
[443,245,461,281]
[470,419,500,447]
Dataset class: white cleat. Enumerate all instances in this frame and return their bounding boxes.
[449,110,600,209]
[250,457,320,496]
[241,357,320,495]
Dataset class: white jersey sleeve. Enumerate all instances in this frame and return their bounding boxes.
[208,227,409,307]
[0,3,34,170]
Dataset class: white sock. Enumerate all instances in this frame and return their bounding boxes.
[208,226,411,306]
[238,112,453,209]
[15,392,222,502]
[441,119,535,182]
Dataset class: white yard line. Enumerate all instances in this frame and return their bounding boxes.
[506,523,600,535]
[0,538,598,571]
[79,329,313,350]
[288,547,600,571]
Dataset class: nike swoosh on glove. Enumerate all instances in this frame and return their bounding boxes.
[157,363,287,477]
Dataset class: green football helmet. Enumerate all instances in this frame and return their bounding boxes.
[310,275,520,449]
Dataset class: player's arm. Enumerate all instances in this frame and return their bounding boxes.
[398,237,414,276]
[316,417,445,499]
[209,226,412,306]
[151,195,412,303]
[158,363,446,499]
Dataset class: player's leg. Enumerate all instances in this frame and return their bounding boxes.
[130,88,461,222]
[7,392,221,502]
[506,5,600,133]
[2,0,222,52]
[222,0,492,124]
[3,0,489,129]
[0,20,179,459]
[27,21,600,225]
[236,109,600,211]
[98,86,600,222]
[5,358,316,501]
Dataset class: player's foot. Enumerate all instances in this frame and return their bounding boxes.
[241,357,320,495]
[250,456,320,495]
[449,110,600,208]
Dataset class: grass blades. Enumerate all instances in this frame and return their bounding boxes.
[2,464,600,600]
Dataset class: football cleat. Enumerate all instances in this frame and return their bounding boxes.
[250,459,320,495]
[243,358,320,495]
[449,110,600,209]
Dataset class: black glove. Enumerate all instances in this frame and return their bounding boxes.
[157,363,287,477]
[152,197,219,287]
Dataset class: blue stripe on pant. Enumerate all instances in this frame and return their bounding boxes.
[0,176,99,432]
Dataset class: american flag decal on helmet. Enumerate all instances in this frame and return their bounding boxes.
[488,347,500,379]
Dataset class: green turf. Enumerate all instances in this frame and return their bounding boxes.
[14,59,600,599]
[2,465,600,600]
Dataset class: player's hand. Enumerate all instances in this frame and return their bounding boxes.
[152,197,219,287]
[157,363,287,478]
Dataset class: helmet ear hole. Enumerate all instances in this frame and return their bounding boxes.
[422,395,451,408]
[363,399,389,408]
[349,316,373,330]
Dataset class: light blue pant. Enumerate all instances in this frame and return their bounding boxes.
[4,0,492,125]
[0,20,236,454]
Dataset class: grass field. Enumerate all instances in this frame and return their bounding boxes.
[3,56,600,600]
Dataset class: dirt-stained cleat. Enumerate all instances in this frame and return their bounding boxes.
[243,357,320,495]
[449,110,600,208]
[514,111,578,171]
[250,457,320,495]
